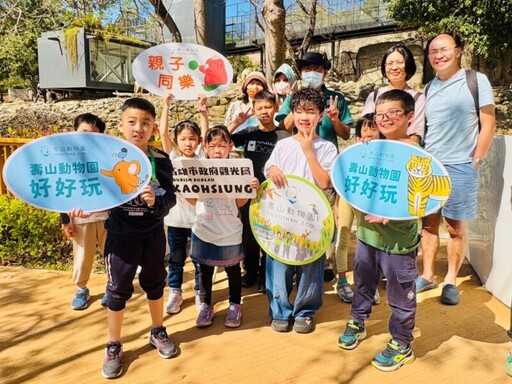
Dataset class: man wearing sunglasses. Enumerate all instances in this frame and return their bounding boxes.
[416,33,495,305]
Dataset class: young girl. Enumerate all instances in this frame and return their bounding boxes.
[187,126,259,328]
[159,94,208,314]
[335,113,383,304]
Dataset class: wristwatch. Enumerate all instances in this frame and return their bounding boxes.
[472,157,484,167]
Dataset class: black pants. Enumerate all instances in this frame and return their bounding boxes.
[240,202,265,280]
[196,262,242,306]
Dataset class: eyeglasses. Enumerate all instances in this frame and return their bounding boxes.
[428,46,458,57]
[385,60,405,68]
[374,109,404,122]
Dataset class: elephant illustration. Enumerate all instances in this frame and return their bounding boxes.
[101,160,142,194]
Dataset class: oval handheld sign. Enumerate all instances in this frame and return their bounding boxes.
[3,132,152,213]
[132,43,234,100]
[249,175,334,266]
[331,140,451,220]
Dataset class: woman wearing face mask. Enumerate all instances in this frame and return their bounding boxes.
[225,71,268,133]
[272,63,296,108]
[275,52,353,149]
[361,44,425,144]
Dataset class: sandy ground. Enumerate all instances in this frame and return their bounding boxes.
[1,239,511,384]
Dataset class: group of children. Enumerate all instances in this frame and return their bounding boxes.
[64,72,422,377]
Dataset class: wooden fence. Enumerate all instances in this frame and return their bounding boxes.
[0,138,30,195]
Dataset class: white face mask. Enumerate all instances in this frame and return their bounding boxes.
[274,80,290,95]
[301,71,324,89]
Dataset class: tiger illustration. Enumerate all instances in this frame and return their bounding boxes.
[406,155,451,217]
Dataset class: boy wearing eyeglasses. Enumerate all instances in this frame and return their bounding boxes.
[338,89,420,372]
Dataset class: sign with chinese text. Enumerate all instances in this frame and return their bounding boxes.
[172,158,255,198]
[249,175,334,265]
[331,141,451,220]
[3,132,151,212]
[132,43,234,99]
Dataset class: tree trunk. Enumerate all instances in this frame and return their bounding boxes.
[295,0,317,60]
[147,0,182,42]
[262,0,286,83]
[194,0,207,46]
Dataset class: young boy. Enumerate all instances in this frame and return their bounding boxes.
[263,87,337,333]
[337,89,420,371]
[71,98,177,379]
[230,90,289,290]
[61,113,109,310]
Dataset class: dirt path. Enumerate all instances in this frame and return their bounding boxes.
[1,247,510,384]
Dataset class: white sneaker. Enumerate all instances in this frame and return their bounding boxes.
[165,288,183,314]
[194,289,201,312]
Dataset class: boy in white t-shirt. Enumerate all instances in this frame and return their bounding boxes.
[264,88,338,333]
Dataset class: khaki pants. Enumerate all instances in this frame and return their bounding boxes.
[72,221,106,288]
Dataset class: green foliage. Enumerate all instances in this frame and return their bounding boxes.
[227,54,258,77]
[0,195,73,270]
[386,0,512,61]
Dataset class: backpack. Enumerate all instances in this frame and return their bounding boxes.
[424,69,480,131]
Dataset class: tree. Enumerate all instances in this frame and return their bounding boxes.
[147,0,182,42]
[261,0,286,83]
[386,0,512,62]
[194,0,206,46]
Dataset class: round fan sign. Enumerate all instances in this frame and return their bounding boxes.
[3,132,151,212]
[132,43,234,100]
[249,175,334,266]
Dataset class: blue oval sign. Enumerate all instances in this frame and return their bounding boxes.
[3,132,152,212]
[331,140,451,219]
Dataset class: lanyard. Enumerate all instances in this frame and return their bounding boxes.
[148,149,157,182]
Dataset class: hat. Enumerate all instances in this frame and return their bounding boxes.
[296,52,331,71]
[242,71,268,91]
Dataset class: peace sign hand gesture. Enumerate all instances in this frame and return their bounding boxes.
[326,95,339,122]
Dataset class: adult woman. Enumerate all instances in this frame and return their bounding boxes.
[224,71,268,133]
[361,44,425,143]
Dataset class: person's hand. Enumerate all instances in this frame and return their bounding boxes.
[326,95,339,121]
[297,123,315,155]
[197,93,208,112]
[68,208,92,219]
[249,177,260,190]
[62,223,74,238]
[162,93,174,107]
[364,214,390,225]
[234,109,254,126]
[268,166,287,189]
[140,185,156,208]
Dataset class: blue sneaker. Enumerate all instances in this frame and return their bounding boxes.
[101,293,109,307]
[371,339,415,372]
[71,288,90,310]
[338,320,366,350]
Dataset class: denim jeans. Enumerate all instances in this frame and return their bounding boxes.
[167,226,198,291]
[265,254,324,320]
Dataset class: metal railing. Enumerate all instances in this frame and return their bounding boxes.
[0,138,30,195]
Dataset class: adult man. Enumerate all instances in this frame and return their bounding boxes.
[275,52,353,283]
[275,51,353,147]
[416,34,495,305]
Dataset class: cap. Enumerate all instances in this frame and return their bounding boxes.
[296,52,331,71]
[242,71,268,91]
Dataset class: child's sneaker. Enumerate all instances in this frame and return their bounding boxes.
[71,287,90,310]
[101,292,109,307]
[165,288,183,314]
[373,290,381,305]
[505,350,512,377]
[196,303,215,327]
[102,341,123,379]
[224,303,242,328]
[293,317,315,333]
[194,290,201,312]
[149,326,177,359]
[338,320,366,350]
[336,280,354,303]
[371,339,415,372]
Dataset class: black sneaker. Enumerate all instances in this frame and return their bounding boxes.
[323,269,336,282]
[149,326,177,359]
[102,341,123,379]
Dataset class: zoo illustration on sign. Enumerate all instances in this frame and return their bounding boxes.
[3,132,152,213]
[132,43,234,100]
[331,141,451,220]
[249,175,334,266]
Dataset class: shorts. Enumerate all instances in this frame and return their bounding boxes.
[441,162,479,221]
